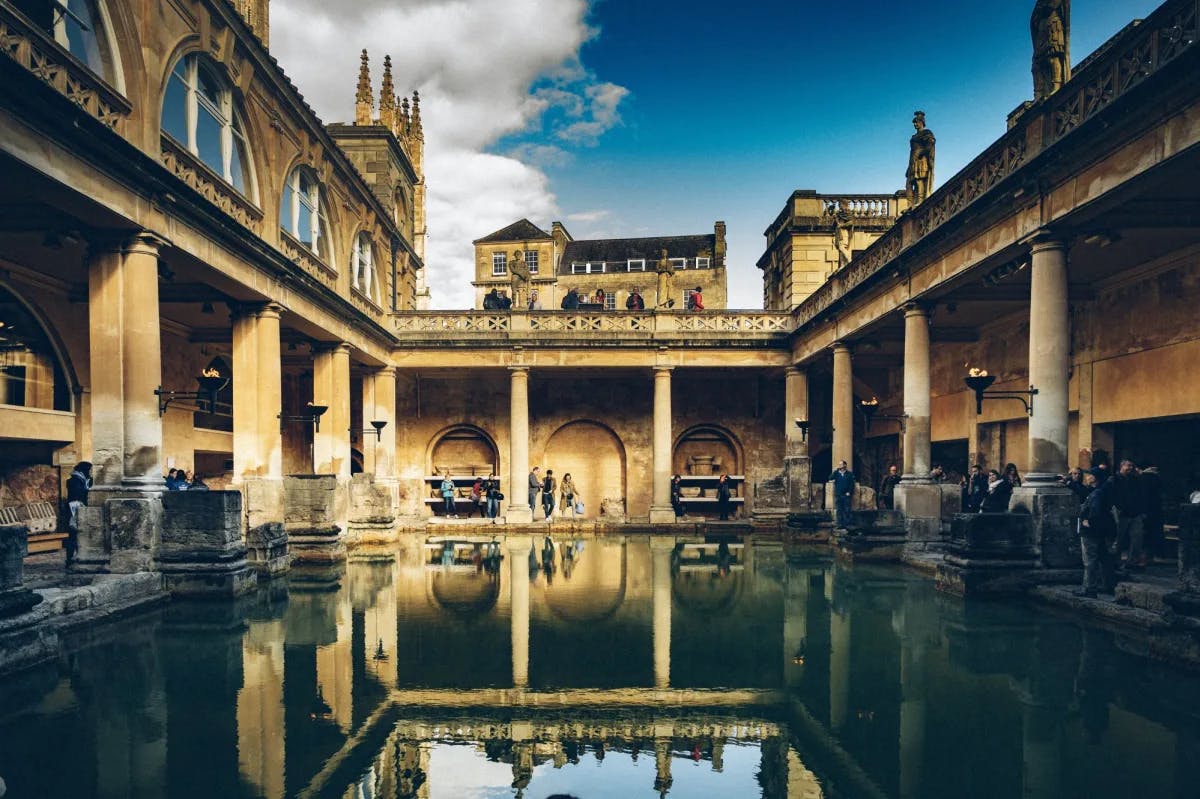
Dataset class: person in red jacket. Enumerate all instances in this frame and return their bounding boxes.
[687,286,705,310]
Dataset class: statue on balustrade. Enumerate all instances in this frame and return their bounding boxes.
[1032,0,1071,101]
[509,248,530,307]
[905,111,936,207]
[834,201,855,269]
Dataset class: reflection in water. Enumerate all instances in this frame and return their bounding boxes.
[2,534,1200,798]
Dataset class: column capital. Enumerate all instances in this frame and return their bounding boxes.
[124,230,171,257]
[786,364,807,376]
[507,365,530,374]
[652,365,674,374]
[902,302,931,319]
[1020,229,1067,253]
[831,340,852,355]
[312,341,351,355]
[371,365,397,378]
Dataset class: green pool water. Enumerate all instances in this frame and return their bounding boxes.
[2,535,1198,798]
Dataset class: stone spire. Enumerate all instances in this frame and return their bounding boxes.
[410,90,423,139]
[354,49,373,126]
[379,55,396,129]
[399,96,411,134]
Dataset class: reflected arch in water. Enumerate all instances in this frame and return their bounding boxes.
[672,424,743,476]
[672,570,747,615]
[428,569,501,618]
[543,541,628,624]
[427,423,499,476]
[543,420,626,518]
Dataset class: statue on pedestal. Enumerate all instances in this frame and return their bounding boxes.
[1032,0,1071,100]
[509,249,530,307]
[655,248,674,308]
[906,111,936,207]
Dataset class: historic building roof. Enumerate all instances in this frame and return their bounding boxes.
[474,219,552,244]
[559,235,716,273]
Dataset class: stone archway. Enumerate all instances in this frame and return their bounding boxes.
[672,424,743,476]
[427,424,499,477]
[543,421,626,519]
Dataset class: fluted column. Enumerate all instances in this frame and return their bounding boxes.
[831,342,853,469]
[651,537,674,688]
[506,367,532,522]
[1026,235,1070,483]
[506,535,532,687]
[901,304,931,480]
[649,366,675,524]
[313,343,352,477]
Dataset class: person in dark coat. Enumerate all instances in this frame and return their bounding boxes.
[962,465,988,513]
[716,473,733,521]
[1111,460,1145,569]
[483,288,500,310]
[560,288,580,310]
[670,474,684,517]
[626,289,645,310]
[65,461,92,565]
[828,461,856,529]
[979,469,1013,512]
[878,465,901,510]
[1077,474,1117,597]
[1062,468,1090,502]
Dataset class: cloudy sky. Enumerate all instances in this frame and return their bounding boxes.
[271,0,1160,309]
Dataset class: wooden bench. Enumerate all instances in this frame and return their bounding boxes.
[0,501,66,554]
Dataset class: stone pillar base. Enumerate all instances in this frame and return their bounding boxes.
[505,505,534,524]
[246,522,290,576]
[1,524,57,674]
[649,506,677,525]
[1010,484,1080,568]
[285,475,346,564]
[72,490,163,574]
[784,456,813,513]
[896,482,946,555]
[242,477,284,532]
[935,513,1039,596]
[346,474,397,546]
[157,491,257,598]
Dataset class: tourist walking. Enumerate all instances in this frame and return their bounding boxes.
[671,474,685,518]
[528,467,542,515]
[828,461,856,529]
[483,473,502,522]
[559,473,578,518]
[717,473,733,520]
[542,469,557,521]
[626,289,645,310]
[979,469,1013,512]
[440,471,457,517]
[1112,460,1145,569]
[65,460,92,566]
[878,465,901,510]
[1077,473,1116,597]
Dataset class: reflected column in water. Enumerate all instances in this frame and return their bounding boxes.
[238,618,286,799]
[829,568,851,731]
[506,535,533,687]
[651,537,675,688]
[784,564,810,689]
[896,597,927,799]
[654,737,673,795]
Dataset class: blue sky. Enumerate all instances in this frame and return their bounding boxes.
[274,0,1164,309]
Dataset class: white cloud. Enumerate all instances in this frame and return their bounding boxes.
[565,209,610,223]
[270,0,627,309]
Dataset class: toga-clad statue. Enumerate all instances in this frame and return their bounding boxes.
[509,248,530,305]
[1032,0,1070,100]
[905,111,935,207]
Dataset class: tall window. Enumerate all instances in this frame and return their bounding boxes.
[492,252,507,276]
[14,0,108,79]
[162,54,253,196]
[352,232,377,302]
[281,167,330,260]
[525,250,539,274]
[604,293,616,311]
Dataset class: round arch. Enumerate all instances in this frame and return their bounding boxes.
[0,278,79,412]
[426,424,499,477]
[427,571,500,618]
[672,424,744,476]
[543,420,627,519]
[544,542,628,625]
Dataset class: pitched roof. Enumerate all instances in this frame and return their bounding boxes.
[560,235,715,272]
[473,218,552,244]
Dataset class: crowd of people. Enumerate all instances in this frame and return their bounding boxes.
[481,286,705,312]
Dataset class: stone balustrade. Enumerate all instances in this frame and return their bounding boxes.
[392,310,794,343]
[820,195,901,219]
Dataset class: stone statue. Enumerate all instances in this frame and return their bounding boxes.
[509,248,529,305]
[1031,0,1070,100]
[833,201,855,269]
[905,111,935,207]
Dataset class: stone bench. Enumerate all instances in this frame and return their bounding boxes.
[0,502,66,554]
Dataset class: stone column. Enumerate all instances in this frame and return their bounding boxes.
[506,535,532,687]
[831,342,854,468]
[1012,234,1077,568]
[651,537,674,688]
[367,367,397,481]
[234,304,285,534]
[649,367,675,524]
[785,366,815,514]
[232,306,262,482]
[87,240,126,489]
[312,343,351,478]
[506,367,533,523]
[895,304,943,544]
[1026,236,1070,482]
[256,305,284,480]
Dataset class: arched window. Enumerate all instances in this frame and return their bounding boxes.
[280,168,330,260]
[161,54,253,196]
[351,232,377,302]
[13,0,110,80]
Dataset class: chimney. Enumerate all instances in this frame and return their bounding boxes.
[714,221,727,267]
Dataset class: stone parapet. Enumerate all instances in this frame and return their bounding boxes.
[157,491,257,598]
[1010,485,1080,568]
[0,524,55,674]
[936,513,1039,596]
[72,489,164,574]
[246,522,290,576]
[285,475,346,563]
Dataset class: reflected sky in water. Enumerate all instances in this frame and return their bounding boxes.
[2,533,1200,799]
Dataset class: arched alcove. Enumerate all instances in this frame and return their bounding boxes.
[543,420,626,519]
[427,424,499,476]
[0,281,74,412]
[672,424,743,476]
[544,542,627,624]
